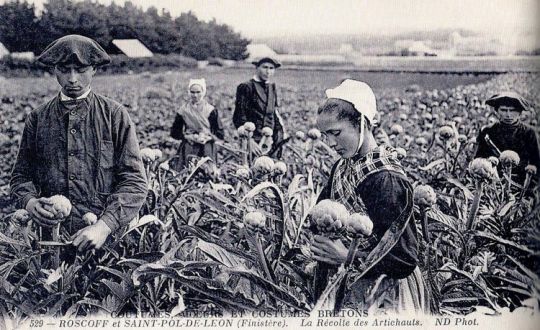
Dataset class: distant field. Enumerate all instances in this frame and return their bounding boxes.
[3,68,496,100]
[266,55,540,73]
[349,55,540,73]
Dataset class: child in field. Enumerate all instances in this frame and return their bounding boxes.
[475,92,540,184]
[170,79,224,170]
[310,79,425,312]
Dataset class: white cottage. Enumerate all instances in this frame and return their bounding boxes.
[112,39,153,58]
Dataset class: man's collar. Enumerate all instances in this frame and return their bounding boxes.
[60,89,91,101]
[252,75,269,84]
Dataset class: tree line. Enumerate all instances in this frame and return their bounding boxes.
[0,0,250,60]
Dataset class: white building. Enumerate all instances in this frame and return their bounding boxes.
[112,39,153,58]
[0,42,10,58]
[394,40,437,56]
[450,32,507,56]
[408,41,437,56]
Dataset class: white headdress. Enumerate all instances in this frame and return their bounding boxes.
[188,78,207,97]
[325,79,378,153]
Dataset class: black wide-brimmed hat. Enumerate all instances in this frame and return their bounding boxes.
[485,92,530,112]
[251,57,281,68]
[37,34,111,67]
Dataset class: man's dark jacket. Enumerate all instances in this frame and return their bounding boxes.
[10,92,147,234]
[233,79,284,150]
[475,122,540,183]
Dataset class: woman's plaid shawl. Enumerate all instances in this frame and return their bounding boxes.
[330,145,405,250]
[330,144,406,212]
[330,145,406,249]
[326,145,422,311]
[313,145,424,311]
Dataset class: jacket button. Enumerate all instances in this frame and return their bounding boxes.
[70,111,76,116]
[69,152,74,156]
[69,175,75,180]
[70,128,76,134]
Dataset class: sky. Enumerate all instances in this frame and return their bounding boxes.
[10,0,538,38]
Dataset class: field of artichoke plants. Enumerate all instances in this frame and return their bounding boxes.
[0,68,538,325]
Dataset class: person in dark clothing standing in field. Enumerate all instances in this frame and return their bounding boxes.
[233,57,285,157]
[310,79,425,312]
[170,78,224,171]
[475,92,540,183]
[10,35,147,252]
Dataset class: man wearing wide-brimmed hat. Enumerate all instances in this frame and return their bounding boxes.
[10,35,147,253]
[475,91,539,183]
[233,56,285,157]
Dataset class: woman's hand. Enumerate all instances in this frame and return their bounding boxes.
[310,235,348,265]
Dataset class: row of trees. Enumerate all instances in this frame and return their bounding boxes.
[0,0,250,60]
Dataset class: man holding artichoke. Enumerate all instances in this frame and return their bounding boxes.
[10,35,147,252]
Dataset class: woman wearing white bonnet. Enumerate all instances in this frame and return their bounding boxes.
[170,78,224,170]
[310,79,426,313]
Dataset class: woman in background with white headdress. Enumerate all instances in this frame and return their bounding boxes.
[170,78,224,170]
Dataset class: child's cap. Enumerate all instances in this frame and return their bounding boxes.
[325,79,377,122]
[485,92,530,112]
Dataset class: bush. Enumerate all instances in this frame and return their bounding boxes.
[101,54,198,73]
[0,55,47,77]
[0,54,198,77]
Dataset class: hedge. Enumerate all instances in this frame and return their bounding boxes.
[0,54,199,77]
